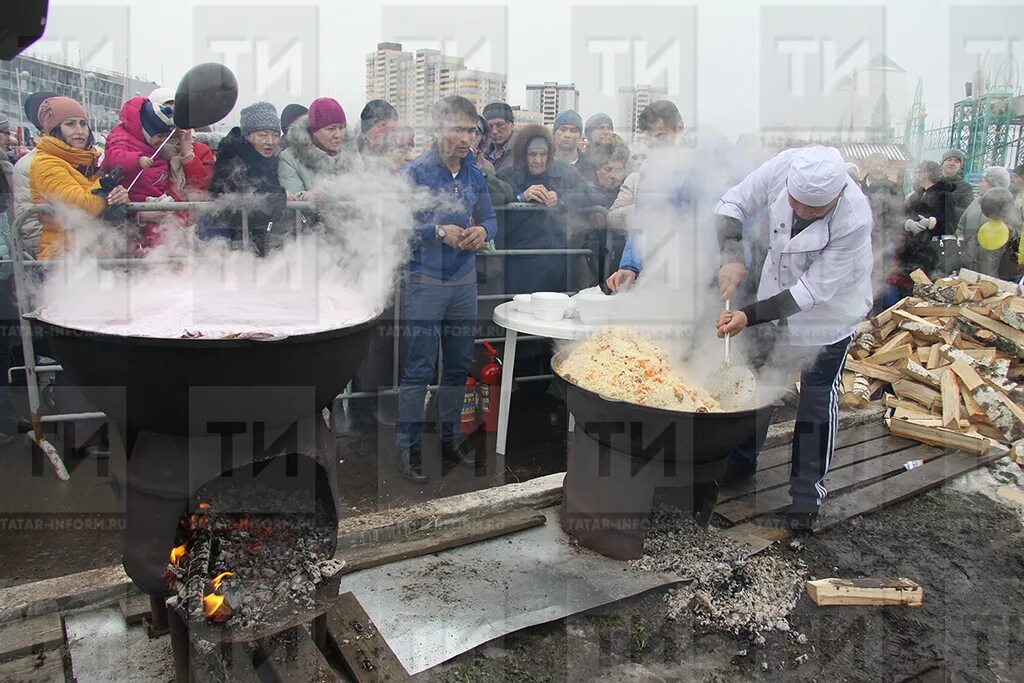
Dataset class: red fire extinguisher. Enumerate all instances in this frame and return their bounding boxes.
[461,363,479,436]
[479,342,502,433]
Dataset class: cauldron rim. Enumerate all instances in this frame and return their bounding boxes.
[551,351,770,419]
[25,311,381,349]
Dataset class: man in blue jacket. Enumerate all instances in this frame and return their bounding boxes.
[398,96,498,484]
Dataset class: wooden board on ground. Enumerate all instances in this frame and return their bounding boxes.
[756,423,890,470]
[718,435,916,503]
[342,508,546,575]
[257,626,340,683]
[0,614,63,662]
[326,592,410,683]
[814,449,1007,533]
[887,417,1002,456]
[806,578,923,607]
[0,651,64,683]
[716,444,950,523]
[118,593,150,626]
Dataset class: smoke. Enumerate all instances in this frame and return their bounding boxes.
[35,165,430,339]
[560,130,878,408]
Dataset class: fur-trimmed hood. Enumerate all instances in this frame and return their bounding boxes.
[281,115,359,176]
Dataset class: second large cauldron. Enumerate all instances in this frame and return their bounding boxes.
[552,353,772,559]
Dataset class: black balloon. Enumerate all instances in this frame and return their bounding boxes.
[173,63,239,129]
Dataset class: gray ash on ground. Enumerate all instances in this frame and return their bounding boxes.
[169,479,339,631]
[630,506,806,636]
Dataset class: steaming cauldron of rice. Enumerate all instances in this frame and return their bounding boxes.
[552,327,771,560]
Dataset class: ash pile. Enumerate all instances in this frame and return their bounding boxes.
[164,478,344,632]
[631,506,807,638]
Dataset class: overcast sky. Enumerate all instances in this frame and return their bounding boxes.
[36,0,1024,140]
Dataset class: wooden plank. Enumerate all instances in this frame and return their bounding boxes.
[0,614,63,662]
[815,449,1008,533]
[864,344,913,366]
[326,593,411,683]
[756,422,891,470]
[845,358,901,383]
[718,435,918,503]
[118,594,151,626]
[891,380,942,412]
[941,371,961,430]
[0,651,64,683]
[716,443,949,523]
[874,330,912,355]
[342,508,546,575]
[908,305,960,318]
[886,417,1002,456]
[806,578,923,607]
[257,626,340,683]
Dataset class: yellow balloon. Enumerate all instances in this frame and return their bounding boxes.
[978,219,1009,251]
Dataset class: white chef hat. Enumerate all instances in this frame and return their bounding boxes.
[787,146,848,207]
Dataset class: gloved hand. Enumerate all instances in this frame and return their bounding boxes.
[904,215,936,235]
[92,166,123,195]
[100,203,130,223]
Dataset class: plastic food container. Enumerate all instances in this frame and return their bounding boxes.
[513,294,533,314]
[531,292,570,321]
[576,289,616,325]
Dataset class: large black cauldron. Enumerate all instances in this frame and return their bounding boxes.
[28,313,379,597]
[552,353,772,559]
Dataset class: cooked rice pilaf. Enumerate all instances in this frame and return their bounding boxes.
[557,327,721,412]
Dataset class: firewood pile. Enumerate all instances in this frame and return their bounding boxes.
[840,268,1023,461]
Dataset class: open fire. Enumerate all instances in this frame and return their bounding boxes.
[163,476,345,632]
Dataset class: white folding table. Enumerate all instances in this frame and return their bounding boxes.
[492,301,602,455]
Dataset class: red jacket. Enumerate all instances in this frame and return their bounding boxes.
[102,96,169,202]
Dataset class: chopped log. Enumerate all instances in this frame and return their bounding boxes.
[912,283,956,303]
[886,417,1002,456]
[950,359,1024,442]
[916,346,931,364]
[841,370,855,395]
[940,344,1018,393]
[941,370,961,429]
[958,268,1022,295]
[873,298,909,327]
[1007,297,1024,314]
[806,578,923,607]
[878,320,898,341]
[864,344,913,366]
[959,382,987,421]
[183,527,213,620]
[908,305,961,318]
[974,329,996,343]
[894,358,941,389]
[909,269,933,286]
[845,358,902,384]
[998,306,1024,334]
[894,309,936,326]
[900,321,945,344]
[926,344,943,370]
[1013,440,1024,464]
[875,330,913,355]
[883,394,937,415]
[960,348,997,364]
[978,280,1000,298]
[961,308,1024,359]
[892,380,942,412]
[954,282,972,304]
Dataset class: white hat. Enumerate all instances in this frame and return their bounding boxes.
[148,87,175,125]
[787,146,848,207]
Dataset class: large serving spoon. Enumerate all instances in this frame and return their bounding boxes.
[707,299,757,411]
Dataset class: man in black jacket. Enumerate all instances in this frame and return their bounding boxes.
[940,148,975,226]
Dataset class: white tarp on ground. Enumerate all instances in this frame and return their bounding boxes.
[342,507,683,675]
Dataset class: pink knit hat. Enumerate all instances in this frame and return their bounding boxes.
[38,97,88,136]
[307,98,347,133]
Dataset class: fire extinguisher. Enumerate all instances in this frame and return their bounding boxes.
[479,342,502,432]
[461,363,479,436]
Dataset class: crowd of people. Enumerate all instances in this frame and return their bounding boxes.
[2,84,1024,529]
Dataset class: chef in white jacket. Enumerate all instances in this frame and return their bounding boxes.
[714,146,873,531]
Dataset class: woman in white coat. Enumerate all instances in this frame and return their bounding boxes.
[714,146,874,531]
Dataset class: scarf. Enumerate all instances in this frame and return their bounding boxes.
[35,135,100,178]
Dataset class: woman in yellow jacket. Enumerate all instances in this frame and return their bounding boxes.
[29,97,129,259]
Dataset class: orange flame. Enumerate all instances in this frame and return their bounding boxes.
[202,572,235,621]
[203,592,227,618]
[210,571,233,588]
[169,544,186,565]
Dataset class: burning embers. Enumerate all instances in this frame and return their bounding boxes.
[164,480,345,631]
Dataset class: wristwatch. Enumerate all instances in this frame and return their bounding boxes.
[435,225,446,240]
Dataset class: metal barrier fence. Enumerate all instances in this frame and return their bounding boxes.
[3,199,601,478]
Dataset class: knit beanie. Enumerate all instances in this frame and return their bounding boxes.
[148,87,176,125]
[240,101,281,137]
[281,104,308,133]
[482,102,514,123]
[359,99,399,134]
[552,110,583,134]
[584,112,613,138]
[25,91,58,132]
[38,97,88,136]
[942,148,965,164]
[307,98,347,133]
[140,100,174,138]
